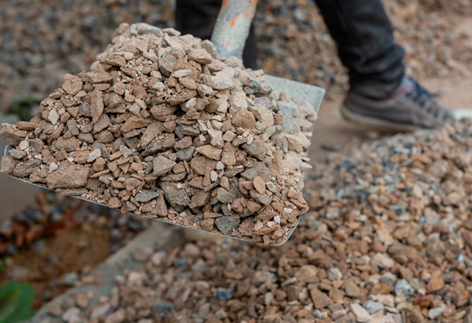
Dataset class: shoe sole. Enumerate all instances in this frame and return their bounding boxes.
[340,103,418,132]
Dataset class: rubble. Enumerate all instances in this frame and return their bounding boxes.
[0,24,318,245]
[44,119,472,322]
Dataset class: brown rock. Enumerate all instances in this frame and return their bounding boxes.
[461,229,472,248]
[253,176,266,194]
[90,89,104,123]
[54,137,80,152]
[46,164,89,189]
[108,197,122,209]
[189,190,210,209]
[141,122,163,148]
[427,270,445,292]
[1,156,17,174]
[310,288,333,309]
[196,145,222,161]
[410,309,426,323]
[188,49,213,64]
[242,136,265,161]
[166,89,198,106]
[153,156,176,176]
[343,280,360,298]
[155,194,168,216]
[16,121,36,131]
[62,73,83,95]
[232,110,256,129]
[0,123,27,146]
[121,117,153,133]
[200,218,215,231]
[221,143,236,166]
[295,265,318,283]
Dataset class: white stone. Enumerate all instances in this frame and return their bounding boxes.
[216,161,225,170]
[48,110,59,125]
[18,141,29,151]
[143,51,158,62]
[210,171,218,182]
[173,69,191,78]
[371,253,394,269]
[152,82,165,91]
[350,303,372,323]
[328,268,343,281]
[62,307,81,322]
[49,162,59,172]
[428,307,445,319]
[128,271,143,286]
[87,149,102,163]
[229,92,247,115]
[223,131,236,142]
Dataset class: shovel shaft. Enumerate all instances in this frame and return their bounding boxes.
[210,0,258,59]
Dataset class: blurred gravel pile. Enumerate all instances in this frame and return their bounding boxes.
[45,120,472,323]
[1,0,472,108]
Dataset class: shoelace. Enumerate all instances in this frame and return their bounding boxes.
[405,78,448,120]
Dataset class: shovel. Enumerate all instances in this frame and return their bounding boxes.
[4,0,324,245]
[210,0,325,113]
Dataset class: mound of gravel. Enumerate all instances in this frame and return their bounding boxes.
[0,23,319,245]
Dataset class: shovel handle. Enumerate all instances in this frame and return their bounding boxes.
[210,0,258,59]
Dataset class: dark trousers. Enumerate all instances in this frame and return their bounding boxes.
[175,0,405,99]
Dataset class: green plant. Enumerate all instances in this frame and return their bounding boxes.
[0,281,35,323]
[6,97,42,121]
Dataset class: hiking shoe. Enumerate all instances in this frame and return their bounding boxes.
[341,77,452,131]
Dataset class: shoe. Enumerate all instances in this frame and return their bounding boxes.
[341,77,452,131]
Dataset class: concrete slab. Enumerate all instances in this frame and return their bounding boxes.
[0,114,39,223]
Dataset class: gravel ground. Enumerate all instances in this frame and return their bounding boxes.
[1,0,472,110]
[39,120,472,323]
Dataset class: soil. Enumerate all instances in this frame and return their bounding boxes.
[0,225,111,309]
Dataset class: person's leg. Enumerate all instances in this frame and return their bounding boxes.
[315,0,405,100]
[315,0,451,129]
[175,0,259,69]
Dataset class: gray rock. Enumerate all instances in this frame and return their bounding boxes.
[363,300,384,314]
[62,307,80,322]
[277,101,299,117]
[153,155,176,176]
[215,287,234,301]
[215,217,240,235]
[63,272,79,285]
[90,304,110,319]
[428,307,445,319]
[161,183,190,211]
[135,190,159,203]
[13,160,41,177]
[281,115,300,134]
[176,146,195,162]
[394,279,415,297]
[92,142,110,158]
[216,188,235,204]
[328,268,343,281]
[9,149,26,159]
[242,136,265,161]
[153,301,175,318]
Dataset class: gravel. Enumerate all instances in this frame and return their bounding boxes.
[37,119,472,322]
[1,0,472,110]
[1,24,319,245]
